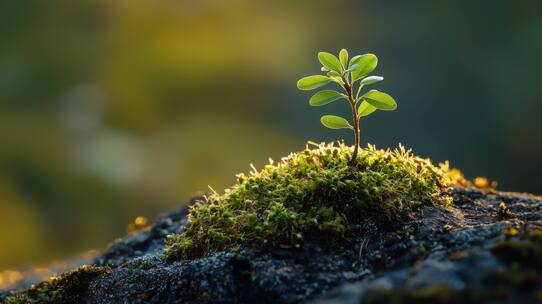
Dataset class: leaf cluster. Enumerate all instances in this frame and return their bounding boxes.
[164,142,452,260]
[297,49,397,130]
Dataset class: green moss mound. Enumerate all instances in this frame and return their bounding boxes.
[165,142,453,260]
[1,265,108,304]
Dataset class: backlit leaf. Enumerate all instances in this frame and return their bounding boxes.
[339,49,349,67]
[350,54,378,80]
[358,101,377,117]
[343,64,359,74]
[318,52,342,73]
[309,90,345,106]
[359,76,384,86]
[362,90,397,110]
[320,115,353,129]
[297,75,331,90]
[329,76,345,85]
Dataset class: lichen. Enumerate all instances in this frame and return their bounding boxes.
[498,202,514,218]
[1,265,108,304]
[165,142,453,260]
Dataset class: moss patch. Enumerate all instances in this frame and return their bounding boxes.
[1,265,108,304]
[490,238,542,268]
[165,143,453,260]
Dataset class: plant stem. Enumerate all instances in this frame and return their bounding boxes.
[342,77,360,163]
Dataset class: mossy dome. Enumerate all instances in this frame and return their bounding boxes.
[165,142,453,260]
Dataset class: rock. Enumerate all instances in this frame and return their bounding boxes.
[1,187,541,303]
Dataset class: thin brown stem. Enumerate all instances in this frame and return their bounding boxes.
[342,76,360,163]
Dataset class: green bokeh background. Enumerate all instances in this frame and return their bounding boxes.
[1,0,541,269]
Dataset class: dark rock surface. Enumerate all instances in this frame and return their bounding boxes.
[2,187,542,303]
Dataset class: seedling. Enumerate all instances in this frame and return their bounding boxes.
[297,49,397,162]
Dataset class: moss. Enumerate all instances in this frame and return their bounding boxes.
[405,285,456,303]
[527,225,542,238]
[490,240,542,268]
[440,162,497,190]
[165,142,452,260]
[483,248,542,300]
[486,230,542,294]
[1,295,32,304]
[1,265,108,304]
[364,285,456,304]
[486,264,540,290]
[125,259,156,270]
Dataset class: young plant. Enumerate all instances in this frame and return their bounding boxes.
[297,49,397,162]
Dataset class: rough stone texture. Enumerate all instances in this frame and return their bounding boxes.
[2,187,541,303]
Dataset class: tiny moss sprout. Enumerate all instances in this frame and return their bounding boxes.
[164,143,452,260]
[297,49,397,162]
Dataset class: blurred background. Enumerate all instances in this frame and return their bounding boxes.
[1,0,541,271]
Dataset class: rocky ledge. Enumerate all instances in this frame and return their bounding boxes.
[1,187,541,303]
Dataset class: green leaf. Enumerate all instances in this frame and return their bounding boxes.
[318,52,342,73]
[329,76,345,85]
[320,115,353,129]
[339,49,349,67]
[343,64,359,74]
[358,101,377,117]
[362,90,397,110]
[348,55,361,68]
[360,76,384,86]
[350,54,378,80]
[297,75,331,90]
[309,90,345,106]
